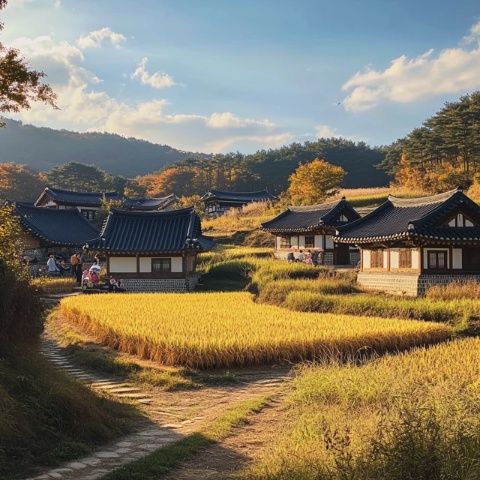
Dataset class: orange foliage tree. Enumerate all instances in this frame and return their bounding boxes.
[0,163,46,201]
[287,158,345,205]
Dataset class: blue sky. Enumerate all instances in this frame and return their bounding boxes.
[3,0,480,152]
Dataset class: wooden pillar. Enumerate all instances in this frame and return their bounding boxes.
[136,254,140,273]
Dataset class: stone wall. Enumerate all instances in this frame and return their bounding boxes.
[358,271,480,296]
[121,278,188,292]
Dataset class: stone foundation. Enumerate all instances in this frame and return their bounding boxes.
[358,272,480,296]
[120,278,190,292]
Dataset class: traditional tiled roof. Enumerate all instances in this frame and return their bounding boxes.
[201,189,276,203]
[123,194,178,211]
[87,207,214,254]
[261,198,360,233]
[35,187,123,208]
[335,188,480,244]
[12,202,99,246]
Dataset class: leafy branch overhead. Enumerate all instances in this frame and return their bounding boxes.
[0,0,56,126]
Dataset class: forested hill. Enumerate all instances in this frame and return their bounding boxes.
[0,119,209,176]
[0,119,390,188]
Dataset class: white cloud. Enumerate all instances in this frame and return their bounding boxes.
[463,20,480,45]
[6,0,60,8]
[131,57,176,90]
[10,34,289,153]
[77,27,126,50]
[206,112,275,130]
[315,124,340,138]
[342,22,480,111]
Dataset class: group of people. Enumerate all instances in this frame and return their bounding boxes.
[46,252,124,292]
[286,249,322,265]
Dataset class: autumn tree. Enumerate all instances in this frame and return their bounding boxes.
[137,167,197,197]
[0,163,46,201]
[287,158,345,205]
[0,0,56,126]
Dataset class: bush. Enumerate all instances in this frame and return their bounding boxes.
[285,291,471,323]
[0,260,43,344]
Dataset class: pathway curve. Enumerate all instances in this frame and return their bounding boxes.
[26,295,291,480]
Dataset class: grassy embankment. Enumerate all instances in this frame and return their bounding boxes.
[244,337,480,480]
[0,347,137,479]
[59,291,450,369]
[32,276,77,294]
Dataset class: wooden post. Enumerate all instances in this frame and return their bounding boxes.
[136,254,140,273]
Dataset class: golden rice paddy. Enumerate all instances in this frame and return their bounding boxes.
[60,292,451,369]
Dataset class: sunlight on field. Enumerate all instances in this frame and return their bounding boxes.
[246,337,480,479]
[60,292,450,369]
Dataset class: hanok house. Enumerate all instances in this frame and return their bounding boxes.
[335,188,480,296]
[201,189,276,217]
[35,187,123,221]
[122,193,179,212]
[261,198,361,266]
[10,202,99,269]
[86,207,215,292]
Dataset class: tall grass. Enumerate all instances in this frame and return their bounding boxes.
[285,291,477,325]
[426,280,480,301]
[245,338,480,480]
[59,292,450,369]
[32,277,77,294]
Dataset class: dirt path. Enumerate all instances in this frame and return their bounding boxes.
[26,297,291,480]
[160,394,288,480]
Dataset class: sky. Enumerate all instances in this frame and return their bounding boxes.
[2,0,480,153]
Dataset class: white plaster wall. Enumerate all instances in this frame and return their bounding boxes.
[390,250,399,269]
[276,236,282,249]
[383,250,389,268]
[110,257,137,273]
[325,235,333,249]
[171,257,183,273]
[412,249,420,269]
[314,235,323,248]
[298,235,305,248]
[139,257,151,272]
[290,236,299,248]
[452,248,462,269]
[362,249,371,269]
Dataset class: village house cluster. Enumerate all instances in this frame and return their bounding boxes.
[6,185,480,296]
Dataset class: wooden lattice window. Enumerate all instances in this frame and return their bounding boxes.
[427,251,447,270]
[152,258,172,273]
[399,249,412,269]
[305,235,315,248]
[371,249,384,268]
[279,236,291,248]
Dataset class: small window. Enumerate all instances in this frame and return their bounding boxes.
[427,251,447,270]
[280,236,291,248]
[399,249,412,269]
[446,213,475,227]
[305,235,315,248]
[371,249,384,268]
[339,214,348,223]
[151,258,171,273]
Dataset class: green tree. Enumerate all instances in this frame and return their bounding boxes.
[46,162,127,193]
[0,0,56,126]
[287,158,345,205]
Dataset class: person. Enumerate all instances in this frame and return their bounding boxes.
[297,250,305,263]
[89,264,101,285]
[108,276,125,293]
[305,250,313,265]
[311,250,319,266]
[75,253,83,286]
[70,252,79,277]
[286,252,295,263]
[57,259,70,276]
[47,254,60,276]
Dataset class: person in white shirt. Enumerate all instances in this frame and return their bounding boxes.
[46,254,60,276]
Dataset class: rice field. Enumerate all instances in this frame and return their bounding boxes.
[245,337,480,480]
[31,276,77,294]
[59,292,451,369]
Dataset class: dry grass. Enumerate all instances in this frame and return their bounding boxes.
[59,292,450,369]
[246,338,480,480]
[31,277,77,294]
[426,280,480,300]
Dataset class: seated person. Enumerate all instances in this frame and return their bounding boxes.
[286,252,295,263]
[108,276,125,292]
[47,254,60,276]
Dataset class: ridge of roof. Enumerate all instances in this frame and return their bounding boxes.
[108,206,195,217]
[288,198,345,212]
[388,188,461,207]
[45,187,121,197]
